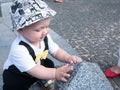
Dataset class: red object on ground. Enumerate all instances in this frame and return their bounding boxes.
[104,68,120,78]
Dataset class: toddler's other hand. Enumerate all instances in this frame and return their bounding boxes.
[55,64,73,82]
[68,55,82,64]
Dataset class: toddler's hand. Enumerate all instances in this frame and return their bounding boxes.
[68,55,82,64]
[55,64,73,82]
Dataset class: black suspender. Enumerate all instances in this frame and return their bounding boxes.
[19,36,48,61]
[44,36,48,51]
[7,37,48,79]
[19,41,36,60]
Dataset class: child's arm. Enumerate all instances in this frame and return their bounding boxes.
[27,65,56,80]
[27,64,73,82]
[52,48,82,63]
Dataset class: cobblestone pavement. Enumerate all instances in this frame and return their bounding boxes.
[1,0,120,89]
[46,0,120,70]
[45,0,120,89]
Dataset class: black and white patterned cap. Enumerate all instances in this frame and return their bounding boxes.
[10,0,56,31]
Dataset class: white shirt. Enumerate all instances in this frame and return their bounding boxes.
[3,34,59,72]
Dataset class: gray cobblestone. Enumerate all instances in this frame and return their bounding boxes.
[46,0,120,70]
[45,0,120,88]
[55,62,113,90]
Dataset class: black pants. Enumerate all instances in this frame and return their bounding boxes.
[3,58,54,90]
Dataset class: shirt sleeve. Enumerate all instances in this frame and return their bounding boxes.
[10,45,36,72]
[47,35,60,54]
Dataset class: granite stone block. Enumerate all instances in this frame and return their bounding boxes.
[55,62,113,90]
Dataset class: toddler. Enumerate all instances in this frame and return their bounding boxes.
[2,0,82,90]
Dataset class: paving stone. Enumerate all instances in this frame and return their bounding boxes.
[55,62,113,90]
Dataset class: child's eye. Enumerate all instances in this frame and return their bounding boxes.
[35,29,41,32]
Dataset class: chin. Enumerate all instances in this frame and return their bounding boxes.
[39,38,44,41]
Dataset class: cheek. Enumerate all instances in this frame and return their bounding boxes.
[27,32,38,39]
[34,33,43,39]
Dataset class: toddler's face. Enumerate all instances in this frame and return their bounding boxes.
[20,18,51,44]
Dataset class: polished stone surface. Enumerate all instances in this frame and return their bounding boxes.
[55,62,113,90]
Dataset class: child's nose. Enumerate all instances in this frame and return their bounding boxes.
[42,29,49,35]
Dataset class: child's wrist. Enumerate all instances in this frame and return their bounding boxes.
[54,68,57,80]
